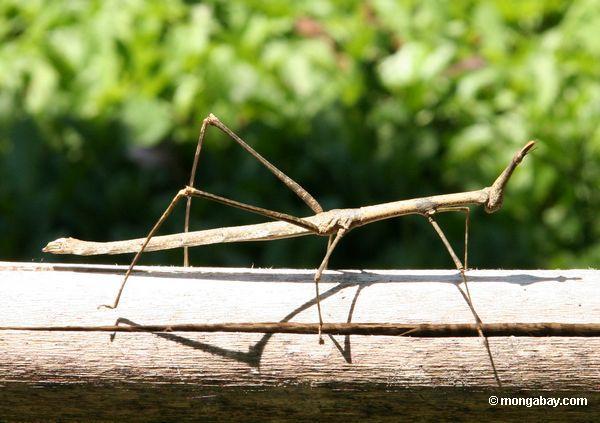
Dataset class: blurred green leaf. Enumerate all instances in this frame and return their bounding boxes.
[121,97,172,146]
[378,42,428,89]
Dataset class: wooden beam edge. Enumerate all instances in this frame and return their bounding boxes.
[2,322,600,337]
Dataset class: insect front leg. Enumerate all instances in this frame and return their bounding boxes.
[424,208,502,386]
[436,206,470,270]
[424,208,478,324]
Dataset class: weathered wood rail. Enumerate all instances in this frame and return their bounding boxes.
[0,262,598,391]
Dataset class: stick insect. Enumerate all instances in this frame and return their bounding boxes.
[44,114,535,351]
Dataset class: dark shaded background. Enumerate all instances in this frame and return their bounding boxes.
[1,1,598,269]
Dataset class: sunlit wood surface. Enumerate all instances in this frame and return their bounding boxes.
[0,262,598,391]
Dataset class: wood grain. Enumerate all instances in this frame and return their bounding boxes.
[0,262,598,390]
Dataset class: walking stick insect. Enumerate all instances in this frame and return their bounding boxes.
[44,114,535,351]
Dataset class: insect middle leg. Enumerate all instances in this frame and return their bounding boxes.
[313,229,347,344]
[183,114,323,266]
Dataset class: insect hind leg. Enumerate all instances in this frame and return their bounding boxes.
[183,114,323,266]
[99,188,189,310]
[101,186,321,311]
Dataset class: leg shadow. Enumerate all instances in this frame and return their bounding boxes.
[111,278,369,368]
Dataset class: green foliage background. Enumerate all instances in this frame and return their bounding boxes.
[1,0,599,269]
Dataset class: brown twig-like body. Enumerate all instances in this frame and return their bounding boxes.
[44,141,534,256]
[42,114,535,386]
